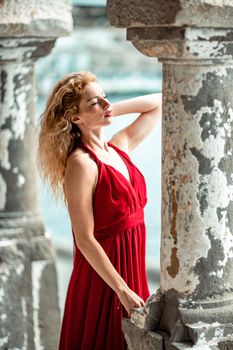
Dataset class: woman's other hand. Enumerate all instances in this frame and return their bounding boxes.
[116,286,145,317]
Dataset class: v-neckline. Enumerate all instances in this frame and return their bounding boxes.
[82,141,133,187]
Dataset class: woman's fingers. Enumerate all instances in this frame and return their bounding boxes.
[117,287,146,317]
[135,296,145,308]
[128,298,145,317]
[140,299,145,307]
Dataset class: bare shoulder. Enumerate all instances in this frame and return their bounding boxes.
[66,147,97,171]
[65,147,98,189]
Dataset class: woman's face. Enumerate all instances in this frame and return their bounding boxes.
[73,82,113,130]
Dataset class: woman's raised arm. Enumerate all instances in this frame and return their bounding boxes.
[112,93,161,117]
[110,93,162,153]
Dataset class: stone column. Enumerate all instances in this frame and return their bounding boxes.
[0,2,72,349]
[107,1,233,348]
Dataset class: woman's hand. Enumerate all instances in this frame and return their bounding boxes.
[116,285,145,317]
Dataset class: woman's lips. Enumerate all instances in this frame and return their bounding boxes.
[104,111,113,118]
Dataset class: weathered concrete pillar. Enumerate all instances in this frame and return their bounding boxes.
[107,1,233,348]
[0,2,72,349]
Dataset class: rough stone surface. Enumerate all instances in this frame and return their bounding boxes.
[0,237,60,350]
[107,0,233,28]
[161,63,233,298]
[0,44,56,250]
[0,0,72,37]
[127,28,233,62]
[122,318,163,350]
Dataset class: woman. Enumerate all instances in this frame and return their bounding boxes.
[37,71,162,350]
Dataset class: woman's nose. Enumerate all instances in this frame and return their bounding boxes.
[102,98,110,109]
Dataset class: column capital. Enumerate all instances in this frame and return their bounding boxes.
[0,38,56,62]
[107,0,233,62]
[0,0,72,38]
[127,27,233,63]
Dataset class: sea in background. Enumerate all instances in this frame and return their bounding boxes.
[35,12,162,308]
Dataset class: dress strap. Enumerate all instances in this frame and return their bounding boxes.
[79,140,131,165]
[79,141,100,164]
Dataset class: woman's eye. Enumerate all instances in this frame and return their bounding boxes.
[91,96,108,106]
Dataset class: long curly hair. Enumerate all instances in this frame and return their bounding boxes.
[37,71,97,200]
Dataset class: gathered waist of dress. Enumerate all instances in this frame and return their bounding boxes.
[94,209,144,240]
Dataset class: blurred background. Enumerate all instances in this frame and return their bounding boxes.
[35,0,162,314]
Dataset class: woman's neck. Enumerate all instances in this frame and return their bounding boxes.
[80,130,109,152]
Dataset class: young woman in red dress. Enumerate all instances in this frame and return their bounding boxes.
[37,71,162,350]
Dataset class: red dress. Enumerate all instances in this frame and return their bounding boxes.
[58,141,150,350]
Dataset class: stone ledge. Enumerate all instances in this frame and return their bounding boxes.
[107,0,233,29]
[122,318,163,350]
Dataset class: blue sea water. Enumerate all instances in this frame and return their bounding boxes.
[37,92,161,271]
[73,0,106,5]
